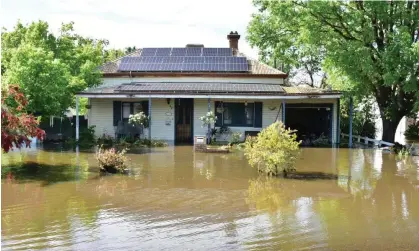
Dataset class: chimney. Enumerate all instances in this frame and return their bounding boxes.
[227,31,240,51]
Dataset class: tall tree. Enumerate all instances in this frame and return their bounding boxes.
[1,21,105,116]
[248,0,419,142]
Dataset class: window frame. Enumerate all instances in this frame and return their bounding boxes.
[216,102,256,127]
[121,101,148,123]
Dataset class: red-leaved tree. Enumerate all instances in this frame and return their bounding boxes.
[1,85,45,152]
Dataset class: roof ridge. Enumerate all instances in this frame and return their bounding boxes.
[104,48,142,64]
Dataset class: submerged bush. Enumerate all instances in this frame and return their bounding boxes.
[243,122,301,176]
[96,145,128,173]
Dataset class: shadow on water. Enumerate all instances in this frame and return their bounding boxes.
[1,162,91,186]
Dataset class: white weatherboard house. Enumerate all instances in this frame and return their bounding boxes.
[76,32,342,145]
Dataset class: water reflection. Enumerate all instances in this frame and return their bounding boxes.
[2,147,419,250]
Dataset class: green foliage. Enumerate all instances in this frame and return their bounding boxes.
[248,1,419,142]
[404,121,419,140]
[244,122,301,176]
[2,20,105,116]
[96,145,128,173]
[97,134,115,148]
[229,132,242,146]
[340,97,377,139]
[77,126,96,148]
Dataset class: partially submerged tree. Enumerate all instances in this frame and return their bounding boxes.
[244,122,301,176]
[248,0,419,142]
[1,85,45,152]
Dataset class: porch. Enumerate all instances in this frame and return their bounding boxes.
[75,95,341,145]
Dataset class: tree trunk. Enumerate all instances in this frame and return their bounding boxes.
[381,118,399,143]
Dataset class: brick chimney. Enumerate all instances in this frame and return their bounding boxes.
[227,31,240,51]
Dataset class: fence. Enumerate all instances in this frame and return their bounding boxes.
[40,116,88,141]
[341,133,394,147]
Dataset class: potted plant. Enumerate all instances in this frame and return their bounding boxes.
[128,112,149,139]
[199,111,217,144]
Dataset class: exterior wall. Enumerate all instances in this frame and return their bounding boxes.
[193,99,283,142]
[89,98,174,141]
[89,97,338,144]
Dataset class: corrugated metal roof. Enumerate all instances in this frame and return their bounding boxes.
[114,82,285,94]
[282,86,340,94]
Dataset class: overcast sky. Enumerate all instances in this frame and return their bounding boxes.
[1,0,260,58]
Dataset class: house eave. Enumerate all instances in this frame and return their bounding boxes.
[102,72,288,79]
[76,93,342,99]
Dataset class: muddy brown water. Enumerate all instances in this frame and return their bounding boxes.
[2,146,419,250]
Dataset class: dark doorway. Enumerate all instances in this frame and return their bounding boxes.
[175,98,194,144]
[285,104,332,145]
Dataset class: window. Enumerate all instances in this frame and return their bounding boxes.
[122,103,131,120]
[215,102,259,127]
[121,101,149,122]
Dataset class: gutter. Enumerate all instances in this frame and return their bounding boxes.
[102,72,288,79]
[76,93,342,99]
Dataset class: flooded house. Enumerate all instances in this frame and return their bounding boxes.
[76,32,342,145]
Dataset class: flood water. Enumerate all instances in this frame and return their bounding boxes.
[2,146,419,250]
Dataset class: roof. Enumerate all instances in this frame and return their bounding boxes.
[115,82,285,95]
[282,86,341,95]
[80,82,341,96]
[99,48,287,77]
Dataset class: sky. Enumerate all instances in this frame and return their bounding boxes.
[1,0,260,58]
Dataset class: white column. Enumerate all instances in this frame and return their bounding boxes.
[76,96,80,142]
[148,97,152,141]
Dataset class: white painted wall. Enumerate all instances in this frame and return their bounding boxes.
[89,98,174,141]
[89,97,338,144]
[193,98,338,143]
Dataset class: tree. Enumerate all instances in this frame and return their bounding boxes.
[1,21,105,116]
[1,85,45,153]
[248,0,419,142]
[247,5,326,87]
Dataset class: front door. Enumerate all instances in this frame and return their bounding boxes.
[175,98,194,144]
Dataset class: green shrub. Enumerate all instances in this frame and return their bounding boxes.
[150,140,168,147]
[404,121,419,140]
[244,122,301,176]
[96,145,128,173]
[77,126,96,147]
[132,138,168,147]
[229,132,242,146]
[97,134,114,148]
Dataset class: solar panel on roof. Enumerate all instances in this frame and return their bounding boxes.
[171,48,187,56]
[205,56,226,64]
[217,48,233,56]
[202,48,218,56]
[141,48,157,56]
[184,56,201,63]
[118,53,248,72]
[186,47,202,56]
[156,48,172,56]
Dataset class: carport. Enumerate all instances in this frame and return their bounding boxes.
[285,103,333,145]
